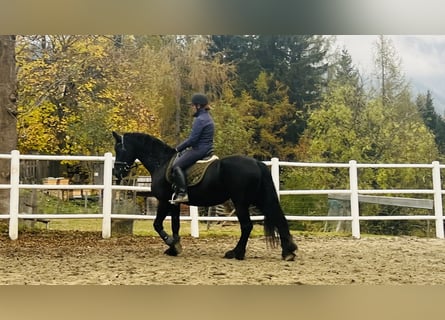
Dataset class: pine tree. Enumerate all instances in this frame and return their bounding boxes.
[373,35,409,106]
[210,35,331,145]
[416,90,445,156]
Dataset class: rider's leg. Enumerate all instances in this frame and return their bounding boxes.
[171,166,188,203]
[170,149,207,203]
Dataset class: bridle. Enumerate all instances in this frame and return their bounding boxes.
[113,134,138,181]
[113,159,139,183]
[114,161,137,174]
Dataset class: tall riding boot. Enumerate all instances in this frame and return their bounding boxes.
[172,166,189,203]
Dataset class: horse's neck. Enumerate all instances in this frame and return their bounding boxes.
[139,152,172,174]
[134,136,175,174]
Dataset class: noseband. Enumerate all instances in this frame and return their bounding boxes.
[114,135,139,178]
[114,161,135,173]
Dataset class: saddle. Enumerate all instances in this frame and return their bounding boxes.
[166,154,219,187]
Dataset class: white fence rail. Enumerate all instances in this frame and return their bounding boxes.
[1,151,444,240]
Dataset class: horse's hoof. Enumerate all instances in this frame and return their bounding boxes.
[164,247,178,256]
[174,242,182,255]
[224,250,245,260]
[224,251,235,259]
[282,253,296,261]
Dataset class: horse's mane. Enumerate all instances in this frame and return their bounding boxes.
[124,132,175,154]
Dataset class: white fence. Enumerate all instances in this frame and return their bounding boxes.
[1,150,444,240]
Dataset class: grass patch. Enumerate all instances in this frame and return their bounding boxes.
[44,219,103,232]
[21,189,101,214]
[3,218,355,240]
[45,219,267,237]
[21,218,353,239]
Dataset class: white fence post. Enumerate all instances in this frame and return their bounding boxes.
[9,150,20,240]
[190,206,199,237]
[349,160,361,239]
[271,157,280,199]
[432,161,444,239]
[101,152,113,239]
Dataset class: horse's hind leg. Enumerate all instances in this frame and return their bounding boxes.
[224,204,252,260]
[257,199,298,261]
[273,214,298,261]
[280,234,298,261]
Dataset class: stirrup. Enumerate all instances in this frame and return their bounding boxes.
[169,192,189,204]
[196,154,219,163]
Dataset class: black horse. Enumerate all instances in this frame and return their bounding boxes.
[112,131,298,261]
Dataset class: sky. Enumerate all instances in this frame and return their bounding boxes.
[334,35,445,114]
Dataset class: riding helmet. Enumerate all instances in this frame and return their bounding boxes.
[191,93,208,106]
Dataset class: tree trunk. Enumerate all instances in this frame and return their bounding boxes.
[0,35,18,214]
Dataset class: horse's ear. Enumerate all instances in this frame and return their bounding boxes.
[112,131,122,143]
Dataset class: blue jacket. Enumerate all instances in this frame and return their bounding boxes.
[176,108,214,154]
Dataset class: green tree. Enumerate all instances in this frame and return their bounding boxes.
[211,87,253,157]
[17,35,117,155]
[304,85,361,164]
[16,35,234,157]
[237,72,297,160]
[416,90,445,156]
[293,44,439,234]
[106,35,172,140]
[334,49,361,88]
[360,97,437,165]
[210,35,331,145]
[157,35,234,146]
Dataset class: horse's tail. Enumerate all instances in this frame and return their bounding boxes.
[256,160,290,248]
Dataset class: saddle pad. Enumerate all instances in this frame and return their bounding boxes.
[166,155,219,187]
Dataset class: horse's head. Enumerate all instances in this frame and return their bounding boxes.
[112,131,137,184]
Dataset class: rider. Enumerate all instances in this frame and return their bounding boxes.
[171,93,215,203]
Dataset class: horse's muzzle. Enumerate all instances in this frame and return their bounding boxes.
[113,161,132,183]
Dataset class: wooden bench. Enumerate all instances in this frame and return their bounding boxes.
[328,193,433,209]
[325,193,434,232]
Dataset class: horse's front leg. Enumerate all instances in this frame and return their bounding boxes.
[168,206,182,254]
[153,201,182,256]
